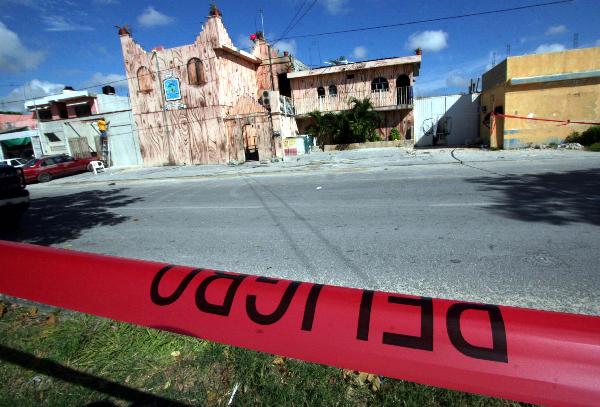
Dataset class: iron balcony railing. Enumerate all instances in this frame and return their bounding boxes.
[293,86,413,115]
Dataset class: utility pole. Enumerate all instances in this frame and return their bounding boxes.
[573,33,579,48]
[260,8,280,161]
[24,85,43,156]
[152,50,174,165]
[506,44,511,58]
[491,52,496,67]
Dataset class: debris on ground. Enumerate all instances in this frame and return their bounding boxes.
[316,186,323,190]
[558,142,584,150]
[227,382,240,406]
[45,312,58,326]
[342,369,382,392]
[271,356,285,365]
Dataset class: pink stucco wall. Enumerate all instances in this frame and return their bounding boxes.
[0,113,37,131]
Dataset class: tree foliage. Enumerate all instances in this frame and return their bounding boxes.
[306,98,383,146]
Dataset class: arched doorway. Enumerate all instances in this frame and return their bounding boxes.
[396,74,412,105]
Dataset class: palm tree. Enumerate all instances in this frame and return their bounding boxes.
[347,98,382,143]
[306,111,336,147]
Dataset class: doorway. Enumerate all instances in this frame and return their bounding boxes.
[243,123,259,161]
[396,74,412,105]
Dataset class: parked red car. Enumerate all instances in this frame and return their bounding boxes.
[23,155,95,183]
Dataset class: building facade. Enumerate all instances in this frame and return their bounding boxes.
[25,88,143,167]
[119,8,303,166]
[480,46,600,149]
[287,55,421,142]
[0,113,41,161]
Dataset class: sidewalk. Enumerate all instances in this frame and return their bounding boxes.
[32,147,597,186]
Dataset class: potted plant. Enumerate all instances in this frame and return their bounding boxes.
[209,3,222,17]
[415,47,422,56]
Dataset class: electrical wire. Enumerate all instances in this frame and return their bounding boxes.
[0,0,573,105]
[276,0,574,40]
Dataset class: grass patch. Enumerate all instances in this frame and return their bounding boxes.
[0,301,525,406]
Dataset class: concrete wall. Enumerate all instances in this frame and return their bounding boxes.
[501,78,599,148]
[62,110,142,167]
[38,110,142,167]
[96,94,130,113]
[479,46,600,148]
[507,47,600,78]
[415,94,480,146]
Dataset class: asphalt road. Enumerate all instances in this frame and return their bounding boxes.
[6,153,600,315]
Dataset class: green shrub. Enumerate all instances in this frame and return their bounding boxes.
[589,142,600,152]
[311,98,383,145]
[564,126,600,146]
[390,128,400,141]
[565,131,580,143]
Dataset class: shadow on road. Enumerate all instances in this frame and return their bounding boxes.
[467,168,600,226]
[1,188,142,245]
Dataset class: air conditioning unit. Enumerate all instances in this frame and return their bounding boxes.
[259,90,270,109]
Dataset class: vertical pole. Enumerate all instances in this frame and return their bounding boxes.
[261,9,279,161]
[24,86,44,156]
[153,51,174,165]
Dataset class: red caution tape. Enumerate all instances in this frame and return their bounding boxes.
[493,112,600,126]
[1,241,599,406]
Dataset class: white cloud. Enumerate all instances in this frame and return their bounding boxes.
[534,43,566,54]
[545,25,567,35]
[0,22,44,73]
[274,39,297,55]
[352,46,367,59]
[320,0,349,15]
[407,30,448,52]
[42,16,94,31]
[0,79,64,112]
[446,74,470,88]
[82,72,127,90]
[137,6,174,28]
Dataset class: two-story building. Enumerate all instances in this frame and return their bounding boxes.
[118,5,304,166]
[287,54,421,143]
[25,87,143,167]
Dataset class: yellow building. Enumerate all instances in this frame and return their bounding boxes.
[480,46,600,149]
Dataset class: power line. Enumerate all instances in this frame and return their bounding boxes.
[277,0,309,40]
[271,0,318,48]
[276,0,574,40]
[1,0,573,106]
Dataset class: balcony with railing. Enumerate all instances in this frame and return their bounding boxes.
[293,86,413,116]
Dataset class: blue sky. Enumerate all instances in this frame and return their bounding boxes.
[0,0,598,111]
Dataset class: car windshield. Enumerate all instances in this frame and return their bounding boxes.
[23,159,39,168]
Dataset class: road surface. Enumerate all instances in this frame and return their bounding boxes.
[5,151,600,315]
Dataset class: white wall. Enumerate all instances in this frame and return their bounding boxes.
[96,94,130,114]
[414,94,480,147]
[62,110,142,167]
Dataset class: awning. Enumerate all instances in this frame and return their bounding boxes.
[1,137,31,147]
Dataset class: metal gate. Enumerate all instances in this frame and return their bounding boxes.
[68,137,92,159]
